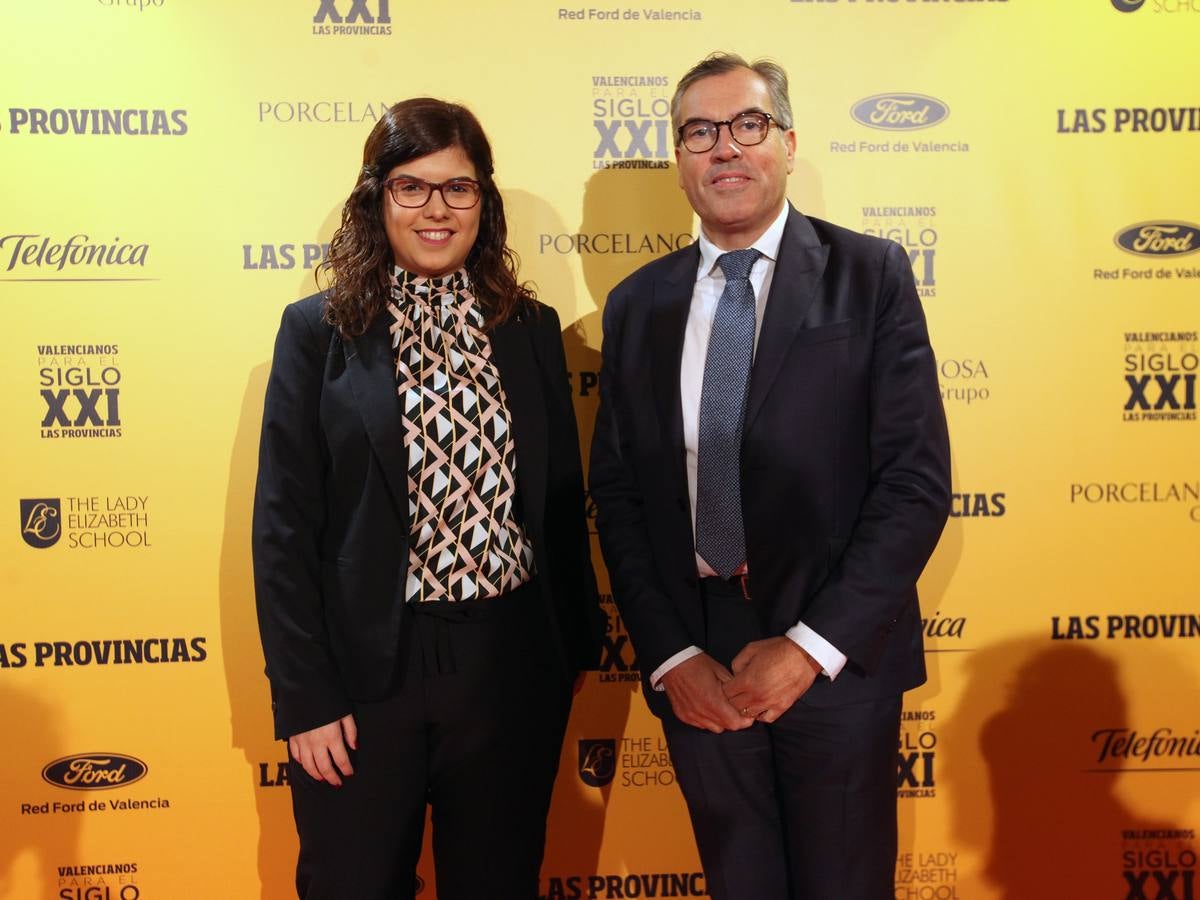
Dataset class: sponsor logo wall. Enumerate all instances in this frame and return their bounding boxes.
[831,93,969,155]
[20,495,153,549]
[590,75,673,169]
[310,0,393,35]
[3,1,1197,898]
[4,109,186,136]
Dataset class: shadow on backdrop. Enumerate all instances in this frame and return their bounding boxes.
[0,686,80,899]
[896,452,964,866]
[219,203,344,898]
[508,170,695,885]
[942,639,1198,899]
[573,165,696,464]
[788,156,826,224]
[220,361,295,900]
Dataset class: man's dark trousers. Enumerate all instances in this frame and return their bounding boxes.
[661,578,900,900]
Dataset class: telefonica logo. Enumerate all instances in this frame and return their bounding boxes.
[850,94,949,132]
[1115,222,1200,257]
[1111,0,1146,11]
[0,233,151,281]
[42,754,148,790]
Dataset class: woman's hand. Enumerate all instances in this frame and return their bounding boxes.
[288,713,358,786]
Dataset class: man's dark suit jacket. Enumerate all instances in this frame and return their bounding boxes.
[589,206,951,718]
[253,293,601,740]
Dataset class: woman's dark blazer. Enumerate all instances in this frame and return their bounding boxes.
[252,292,602,740]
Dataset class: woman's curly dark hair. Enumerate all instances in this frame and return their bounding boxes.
[317,98,535,336]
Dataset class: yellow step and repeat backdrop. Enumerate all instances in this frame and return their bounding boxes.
[3,0,1198,897]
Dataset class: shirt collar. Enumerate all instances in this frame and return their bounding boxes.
[696,202,790,278]
[390,265,471,303]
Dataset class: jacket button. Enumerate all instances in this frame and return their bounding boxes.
[676,497,687,511]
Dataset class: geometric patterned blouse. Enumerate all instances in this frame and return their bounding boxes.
[387,266,535,603]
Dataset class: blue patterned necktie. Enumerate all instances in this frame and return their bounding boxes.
[695,248,761,580]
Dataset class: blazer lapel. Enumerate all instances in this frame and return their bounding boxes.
[745,207,830,430]
[344,314,410,532]
[489,313,547,540]
[652,245,700,500]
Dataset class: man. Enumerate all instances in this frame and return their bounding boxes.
[589,53,951,899]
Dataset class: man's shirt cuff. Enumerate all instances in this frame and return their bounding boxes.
[649,646,704,691]
[785,622,847,680]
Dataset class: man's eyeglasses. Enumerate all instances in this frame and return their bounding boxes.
[677,112,778,154]
[384,177,482,209]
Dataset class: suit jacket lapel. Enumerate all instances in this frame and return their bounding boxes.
[745,207,830,430]
[652,245,700,501]
[489,314,547,542]
[344,313,410,533]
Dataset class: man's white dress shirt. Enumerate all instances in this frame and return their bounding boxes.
[650,203,849,690]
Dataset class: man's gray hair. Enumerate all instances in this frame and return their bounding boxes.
[670,52,795,143]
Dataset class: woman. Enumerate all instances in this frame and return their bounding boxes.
[252,98,601,900]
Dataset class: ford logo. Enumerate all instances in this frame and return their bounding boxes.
[1114,222,1200,257]
[850,94,950,131]
[42,753,148,790]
